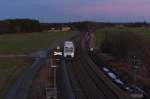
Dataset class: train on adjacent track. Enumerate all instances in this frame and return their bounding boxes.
[53,41,75,61]
[63,41,75,59]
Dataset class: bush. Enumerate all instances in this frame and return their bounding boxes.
[101,30,149,59]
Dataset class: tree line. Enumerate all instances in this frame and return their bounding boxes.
[0,19,42,34]
[0,19,149,34]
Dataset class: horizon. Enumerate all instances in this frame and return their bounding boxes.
[0,18,149,24]
[0,0,150,23]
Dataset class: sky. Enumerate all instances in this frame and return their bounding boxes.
[0,0,150,22]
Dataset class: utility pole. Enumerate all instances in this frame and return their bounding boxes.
[132,56,138,90]
[130,56,143,99]
[51,65,57,89]
[46,52,58,99]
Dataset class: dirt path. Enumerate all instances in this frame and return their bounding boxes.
[0,54,29,58]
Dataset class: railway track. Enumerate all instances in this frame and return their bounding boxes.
[65,61,86,99]
[65,32,131,99]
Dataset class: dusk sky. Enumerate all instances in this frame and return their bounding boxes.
[0,0,150,22]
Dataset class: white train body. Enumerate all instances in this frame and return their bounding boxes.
[63,41,74,58]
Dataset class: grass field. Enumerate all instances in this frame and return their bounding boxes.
[93,27,150,48]
[92,27,150,94]
[0,31,72,98]
[0,58,32,98]
[0,31,71,54]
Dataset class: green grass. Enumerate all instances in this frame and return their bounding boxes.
[93,27,150,48]
[0,31,71,54]
[0,58,32,98]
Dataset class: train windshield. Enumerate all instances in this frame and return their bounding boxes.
[65,47,73,52]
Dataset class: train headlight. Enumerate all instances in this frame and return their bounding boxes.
[64,54,67,57]
[71,53,74,58]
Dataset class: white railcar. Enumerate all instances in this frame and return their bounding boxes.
[63,41,74,58]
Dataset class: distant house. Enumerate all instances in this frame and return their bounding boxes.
[62,26,71,31]
[48,26,71,32]
[115,25,125,28]
[48,27,61,32]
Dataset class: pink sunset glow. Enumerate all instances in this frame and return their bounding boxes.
[76,0,150,18]
[0,0,150,22]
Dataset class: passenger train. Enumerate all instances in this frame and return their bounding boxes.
[63,41,75,58]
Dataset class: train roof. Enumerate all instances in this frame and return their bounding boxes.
[64,41,74,47]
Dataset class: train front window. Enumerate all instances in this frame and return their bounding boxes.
[65,47,73,52]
